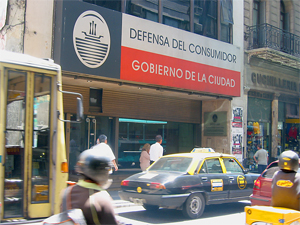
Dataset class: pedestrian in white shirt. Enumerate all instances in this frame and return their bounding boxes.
[149,135,163,164]
[92,134,118,172]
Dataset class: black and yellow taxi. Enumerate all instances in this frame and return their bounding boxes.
[118,148,260,219]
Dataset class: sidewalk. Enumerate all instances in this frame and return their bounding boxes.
[1,190,134,225]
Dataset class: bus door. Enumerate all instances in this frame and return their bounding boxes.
[4,68,54,219]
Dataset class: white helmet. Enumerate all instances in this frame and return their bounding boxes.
[279,150,299,172]
[75,149,113,188]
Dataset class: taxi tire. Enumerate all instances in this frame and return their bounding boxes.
[143,204,159,211]
[182,193,205,219]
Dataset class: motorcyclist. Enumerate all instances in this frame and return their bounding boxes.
[62,149,118,225]
[271,150,300,211]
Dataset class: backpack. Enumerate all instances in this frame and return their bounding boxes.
[42,208,87,225]
[42,185,87,225]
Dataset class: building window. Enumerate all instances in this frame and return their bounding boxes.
[251,0,266,48]
[194,0,232,43]
[194,0,217,38]
[83,0,122,12]
[252,0,265,26]
[220,23,231,43]
[126,0,159,22]
[162,0,190,31]
[204,0,218,39]
[89,88,103,113]
[220,0,233,43]
[85,0,234,43]
[253,0,259,26]
[280,0,289,31]
[221,0,233,24]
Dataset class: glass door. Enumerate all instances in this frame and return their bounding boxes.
[68,115,113,181]
[4,70,52,219]
[4,70,26,218]
[86,116,97,149]
[28,74,52,218]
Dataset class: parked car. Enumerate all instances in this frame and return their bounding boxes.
[119,148,260,219]
[250,160,300,206]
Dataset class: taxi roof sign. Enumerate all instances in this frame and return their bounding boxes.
[191,148,215,153]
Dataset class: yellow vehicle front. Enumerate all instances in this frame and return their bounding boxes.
[245,205,300,225]
[0,51,83,221]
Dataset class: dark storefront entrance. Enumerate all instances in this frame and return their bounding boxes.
[118,118,199,169]
[246,97,272,171]
[67,115,201,173]
[246,94,299,171]
[67,114,114,176]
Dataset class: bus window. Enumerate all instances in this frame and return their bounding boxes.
[31,74,51,203]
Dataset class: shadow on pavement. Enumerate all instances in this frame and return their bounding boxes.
[201,201,250,218]
[117,201,250,224]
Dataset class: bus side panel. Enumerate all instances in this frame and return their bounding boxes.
[53,71,68,215]
[0,64,7,220]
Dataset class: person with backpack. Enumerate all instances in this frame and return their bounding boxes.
[62,149,118,225]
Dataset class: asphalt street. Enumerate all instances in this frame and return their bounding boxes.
[1,191,250,225]
[0,191,129,225]
[114,201,250,225]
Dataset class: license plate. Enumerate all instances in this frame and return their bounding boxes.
[251,223,272,225]
[129,197,146,205]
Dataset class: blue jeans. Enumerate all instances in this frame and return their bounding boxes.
[258,164,267,174]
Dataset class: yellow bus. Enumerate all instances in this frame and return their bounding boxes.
[0,50,83,221]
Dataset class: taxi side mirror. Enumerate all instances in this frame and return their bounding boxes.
[243,168,249,174]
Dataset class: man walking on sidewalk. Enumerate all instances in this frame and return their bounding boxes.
[92,134,118,172]
[149,135,163,164]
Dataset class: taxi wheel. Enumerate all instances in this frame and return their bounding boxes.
[143,204,159,211]
[182,193,205,219]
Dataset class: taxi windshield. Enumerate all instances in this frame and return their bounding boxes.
[149,157,193,172]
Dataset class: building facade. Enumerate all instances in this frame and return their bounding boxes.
[244,0,300,168]
[2,0,245,175]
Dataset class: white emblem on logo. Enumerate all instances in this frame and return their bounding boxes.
[73,10,110,68]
